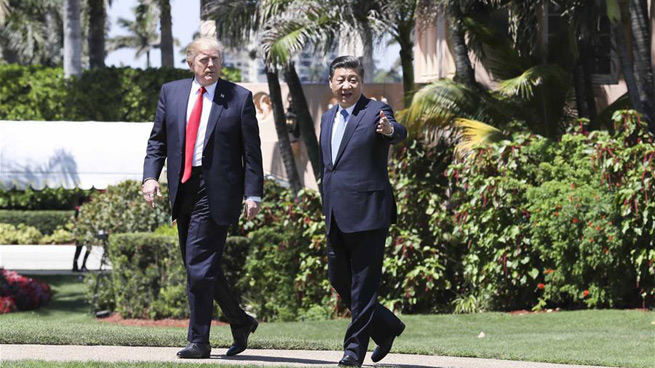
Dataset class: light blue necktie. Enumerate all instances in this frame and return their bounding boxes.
[331,109,349,164]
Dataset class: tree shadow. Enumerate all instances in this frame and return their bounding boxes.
[2,149,80,189]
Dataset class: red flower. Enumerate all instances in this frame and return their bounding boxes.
[537,283,545,290]
[544,269,556,274]
[572,218,579,224]
[583,290,589,297]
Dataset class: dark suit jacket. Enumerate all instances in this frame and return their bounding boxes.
[319,95,407,234]
[143,78,264,226]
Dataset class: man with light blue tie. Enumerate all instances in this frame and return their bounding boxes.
[319,56,407,367]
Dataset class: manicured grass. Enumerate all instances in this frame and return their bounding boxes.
[1,362,280,368]
[1,275,654,368]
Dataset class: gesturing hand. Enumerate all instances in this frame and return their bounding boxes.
[376,111,394,136]
[142,179,162,209]
[244,199,261,221]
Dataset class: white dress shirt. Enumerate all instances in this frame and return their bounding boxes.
[187,78,217,167]
[331,104,356,144]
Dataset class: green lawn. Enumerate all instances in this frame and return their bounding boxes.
[1,275,654,368]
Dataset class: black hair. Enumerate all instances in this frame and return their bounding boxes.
[328,55,364,80]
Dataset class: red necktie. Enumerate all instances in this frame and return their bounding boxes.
[181,86,206,183]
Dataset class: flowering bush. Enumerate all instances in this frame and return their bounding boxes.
[0,269,52,313]
[449,110,655,310]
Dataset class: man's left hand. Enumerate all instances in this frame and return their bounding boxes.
[244,199,261,221]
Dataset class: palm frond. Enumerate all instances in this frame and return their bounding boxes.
[454,118,505,155]
[497,64,569,99]
[204,0,260,47]
[403,79,514,136]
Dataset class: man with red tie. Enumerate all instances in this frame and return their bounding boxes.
[142,38,263,359]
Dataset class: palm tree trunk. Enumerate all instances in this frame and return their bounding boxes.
[397,21,415,108]
[629,0,655,131]
[448,2,476,89]
[612,22,645,120]
[650,0,654,95]
[146,50,150,68]
[284,63,321,182]
[64,0,82,78]
[266,66,302,196]
[159,0,174,68]
[87,0,106,69]
[572,60,590,118]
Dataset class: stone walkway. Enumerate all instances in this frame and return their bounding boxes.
[0,345,614,368]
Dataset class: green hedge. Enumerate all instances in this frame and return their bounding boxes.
[0,210,73,235]
[0,187,93,210]
[75,181,171,246]
[86,232,249,319]
[0,64,240,122]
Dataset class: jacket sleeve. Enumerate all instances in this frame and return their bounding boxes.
[240,91,264,198]
[143,85,168,182]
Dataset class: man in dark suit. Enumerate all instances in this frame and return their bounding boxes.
[320,56,407,367]
[142,38,263,359]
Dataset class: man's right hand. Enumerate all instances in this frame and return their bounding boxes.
[142,179,162,208]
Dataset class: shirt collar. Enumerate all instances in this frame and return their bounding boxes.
[337,103,355,118]
[192,78,218,98]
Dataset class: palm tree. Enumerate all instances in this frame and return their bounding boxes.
[108,3,159,68]
[87,0,110,69]
[64,0,82,78]
[0,0,62,65]
[206,0,304,196]
[157,0,174,67]
[627,0,654,131]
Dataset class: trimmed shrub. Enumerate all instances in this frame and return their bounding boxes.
[0,223,43,245]
[86,232,249,320]
[75,181,171,246]
[0,210,73,235]
[0,187,93,210]
[0,65,240,122]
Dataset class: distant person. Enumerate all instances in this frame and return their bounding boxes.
[142,38,264,359]
[319,56,407,367]
[72,201,90,272]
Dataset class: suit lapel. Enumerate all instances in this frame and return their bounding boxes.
[178,79,194,149]
[334,96,368,166]
[203,79,226,149]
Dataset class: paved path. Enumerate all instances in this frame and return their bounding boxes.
[0,345,614,368]
[0,245,107,274]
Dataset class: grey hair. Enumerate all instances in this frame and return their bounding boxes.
[186,37,222,64]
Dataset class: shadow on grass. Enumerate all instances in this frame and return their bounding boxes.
[24,274,90,315]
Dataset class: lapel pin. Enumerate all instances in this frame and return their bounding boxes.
[220,94,225,98]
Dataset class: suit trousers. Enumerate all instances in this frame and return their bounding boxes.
[176,168,248,343]
[327,216,402,363]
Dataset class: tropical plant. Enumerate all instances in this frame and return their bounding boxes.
[0,0,62,66]
[108,2,160,68]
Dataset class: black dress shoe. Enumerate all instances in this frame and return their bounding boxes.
[371,320,405,362]
[176,342,211,359]
[226,315,258,356]
[338,354,361,367]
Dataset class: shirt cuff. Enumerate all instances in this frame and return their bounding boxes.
[384,125,395,137]
[246,196,261,202]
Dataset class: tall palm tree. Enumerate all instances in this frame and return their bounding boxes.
[628,0,654,130]
[87,0,111,69]
[108,3,159,68]
[157,0,174,67]
[0,0,9,24]
[64,0,82,78]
